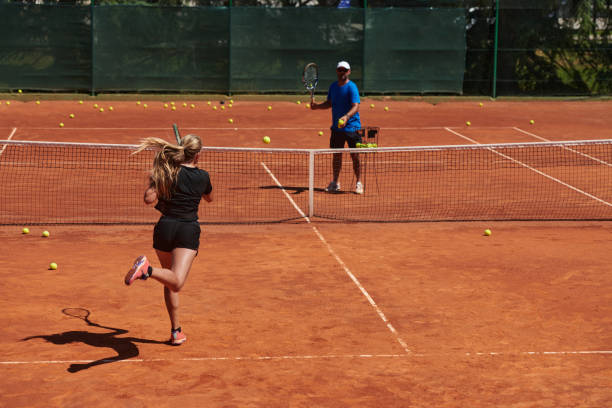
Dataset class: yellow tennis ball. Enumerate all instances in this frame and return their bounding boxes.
[22,227,30,234]
[190,104,195,108]
[305,103,310,109]
[109,106,114,111]
[49,262,58,270]
[221,106,226,110]
[182,103,187,107]
[136,101,141,105]
[370,103,375,108]
[79,100,83,104]
[93,103,98,108]
[59,122,64,127]
[230,99,234,104]
[18,89,22,93]
[5,101,10,105]
[143,104,147,108]
[164,103,168,108]
[213,106,217,110]
[170,101,175,105]
[384,106,389,111]
[530,120,535,124]
[228,104,233,108]
[484,229,491,236]
[228,118,234,123]
[36,100,40,105]
[207,101,211,105]
[42,230,49,237]
[99,108,104,112]
[267,105,272,111]
[297,101,301,104]
[318,131,323,136]
[172,106,176,111]
[466,121,471,126]
[263,136,271,144]
[69,113,75,119]
[338,119,345,126]
[479,102,484,107]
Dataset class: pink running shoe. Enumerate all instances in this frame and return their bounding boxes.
[170,328,187,346]
[124,255,151,285]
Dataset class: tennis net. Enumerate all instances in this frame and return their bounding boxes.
[1,139,611,224]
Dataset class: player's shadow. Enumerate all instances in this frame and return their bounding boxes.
[22,309,167,373]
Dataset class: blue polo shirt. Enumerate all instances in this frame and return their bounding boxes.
[328,80,361,132]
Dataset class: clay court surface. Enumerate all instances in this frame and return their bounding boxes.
[1,98,611,407]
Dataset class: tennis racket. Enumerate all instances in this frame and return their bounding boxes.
[173,123,181,145]
[62,307,93,326]
[302,62,318,97]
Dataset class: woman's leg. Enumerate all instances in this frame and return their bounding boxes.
[153,248,197,331]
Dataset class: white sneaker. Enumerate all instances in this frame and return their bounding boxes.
[325,181,340,192]
[355,181,364,194]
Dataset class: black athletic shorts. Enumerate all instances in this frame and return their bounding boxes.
[330,130,362,149]
[153,216,201,252]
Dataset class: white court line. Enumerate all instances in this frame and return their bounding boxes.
[444,127,612,208]
[513,126,612,168]
[7,126,511,131]
[1,350,610,366]
[260,162,411,354]
[0,127,17,156]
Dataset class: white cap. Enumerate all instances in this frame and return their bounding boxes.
[337,61,351,70]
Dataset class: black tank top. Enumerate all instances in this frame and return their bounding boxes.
[155,166,212,221]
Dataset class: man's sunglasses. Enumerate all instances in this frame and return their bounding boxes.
[337,68,348,72]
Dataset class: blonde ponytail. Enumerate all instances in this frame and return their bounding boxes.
[134,135,202,199]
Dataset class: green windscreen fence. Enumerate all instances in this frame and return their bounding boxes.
[94,6,229,92]
[365,8,466,93]
[0,4,91,91]
[0,1,609,96]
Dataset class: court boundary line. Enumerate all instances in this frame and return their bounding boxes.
[5,126,515,131]
[0,127,17,156]
[2,350,610,366]
[513,126,612,167]
[260,161,411,354]
[444,127,612,208]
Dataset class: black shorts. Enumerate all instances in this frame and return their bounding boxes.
[330,130,362,149]
[153,216,201,252]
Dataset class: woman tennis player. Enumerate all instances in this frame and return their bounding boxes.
[124,134,212,346]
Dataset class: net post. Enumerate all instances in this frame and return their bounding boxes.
[91,0,96,96]
[309,150,314,218]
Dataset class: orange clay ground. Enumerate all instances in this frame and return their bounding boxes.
[0,98,611,407]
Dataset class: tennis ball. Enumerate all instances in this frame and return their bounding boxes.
[18,89,22,93]
[267,106,272,111]
[36,101,40,105]
[297,101,301,104]
[318,131,323,136]
[466,121,471,126]
[59,122,64,127]
[228,118,234,123]
[228,104,233,108]
[190,104,195,108]
[79,100,83,104]
[49,262,58,270]
[164,103,168,108]
[172,106,176,111]
[305,103,310,109]
[384,106,389,111]
[182,103,187,107]
[99,108,104,112]
[338,119,345,126]
[370,103,375,108]
[207,101,211,105]
[5,101,10,105]
[221,106,226,110]
[93,103,98,108]
[109,106,114,111]
[530,120,535,124]
[143,104,147,108]
[42,230,49,237]
[170,101,175,105]
[263,136,271,144]
[213,106,217,110]
[69,113,75,119]
[230,99,234,104]
[484,229,491,236]
[136,101,141,105]
[22,227,30,234]
[479,102,484,107]
[356,143,363,148]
